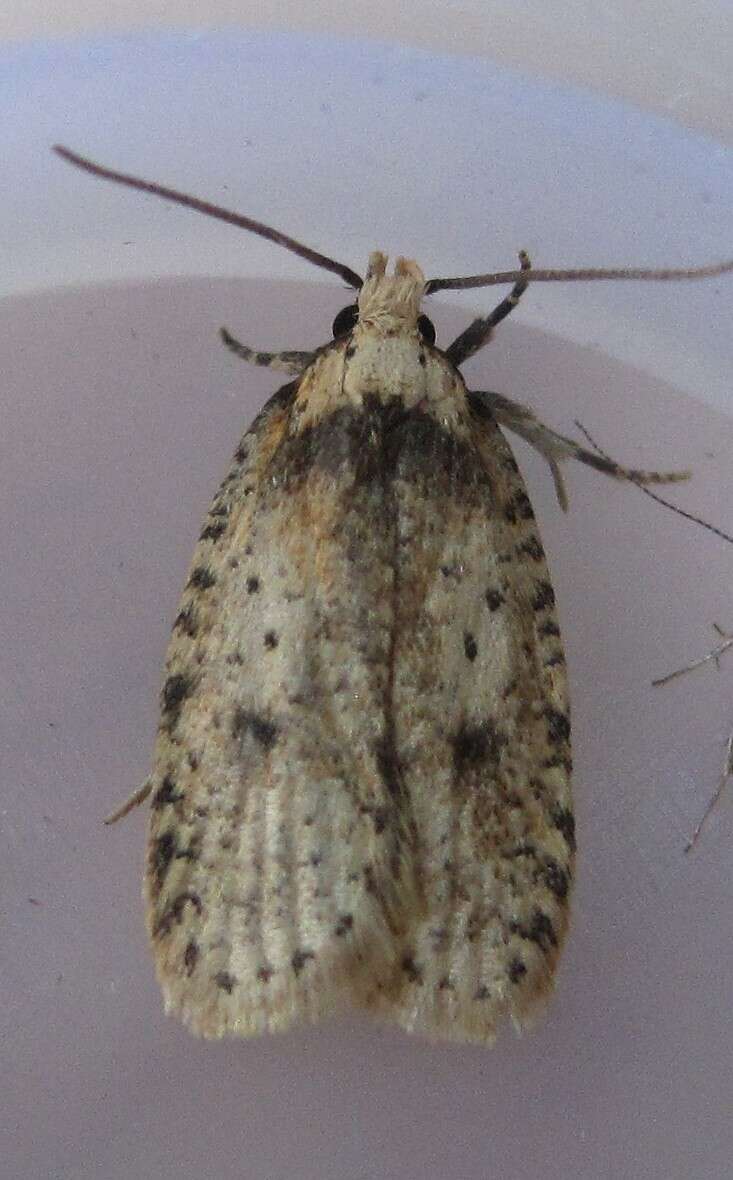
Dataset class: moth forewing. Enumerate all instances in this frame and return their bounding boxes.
[144,255,574,1040]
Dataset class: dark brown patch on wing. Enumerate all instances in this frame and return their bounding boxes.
[510,908,558,953]
[214,971,237,993]
[231,707,279,750]
[151,831,177,890]
[451,718,507,773]
[172,603,199,637]
[161,673,194,729]
[270,396,491,500]
[199,520,227,543]
[532,581,556,611]
[291,949,315,976]
[187,566,217,591]
[152,774,183,809]
[550,805,576,851]
[152,890,203,937]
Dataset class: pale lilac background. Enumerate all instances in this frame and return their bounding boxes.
[3,30,733,1180]
[2,1,733,142]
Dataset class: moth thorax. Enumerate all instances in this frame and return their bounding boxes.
[356,252,426,332]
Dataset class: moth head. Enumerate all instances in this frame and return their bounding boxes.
[351,252,432,338]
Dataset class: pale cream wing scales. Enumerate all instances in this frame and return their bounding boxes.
[371,397,574,1043]
[146,370,418,1038]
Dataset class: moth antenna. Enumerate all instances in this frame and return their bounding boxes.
[426,258,733,293]
[52,145,363,289]
[574,421,733,546]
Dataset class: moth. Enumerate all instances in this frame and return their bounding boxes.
[55,146,733,1042]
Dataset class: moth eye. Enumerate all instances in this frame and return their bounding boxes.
[417,314,436,344]
[332,304,359,338]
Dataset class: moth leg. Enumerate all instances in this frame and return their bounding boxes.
[444,251,531,367]
[473,389,689,511]
[220,327,314,375]
[104,778,153,825]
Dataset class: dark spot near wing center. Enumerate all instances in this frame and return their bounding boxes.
[183,941,199,975]
[334,914,354,937]
[451,718,506,771]
[214,970,237,993]
[508,956,527,983]
[291,949,315,976]
[463,632,478,661]
[485,588,505,612]
[232,707,279,750]
[401,954,423,984]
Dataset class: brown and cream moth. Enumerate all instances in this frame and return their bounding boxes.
[54,146,733,1042]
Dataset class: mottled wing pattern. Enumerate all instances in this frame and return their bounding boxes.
[146,360,420,1038]
[369,389,574,1041]
[146,325,572,1044]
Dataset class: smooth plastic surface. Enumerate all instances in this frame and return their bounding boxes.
[3,29,733,406]
[3,30,733,1180]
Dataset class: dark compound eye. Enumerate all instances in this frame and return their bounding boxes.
[417,314,436,344]
[332,303,359,338]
